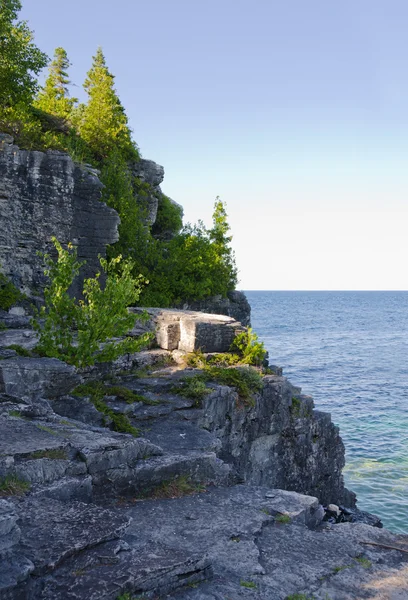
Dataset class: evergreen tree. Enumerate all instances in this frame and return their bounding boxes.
[209,198,238,291]
[77,47,137,160]
[0,0,48,107]
[35,47,77,119]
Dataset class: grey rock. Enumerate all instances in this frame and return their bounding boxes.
[130,308,244,352]
[15,497,130,574]
[197,376,352,506]
[0,327,38,350]
[0,309,31,329]
[0,137,119,299]
[41,541,211,600]
[0,499,21,555]
[180,290,252,327]
[0,357,80,400]
[129,158,164,225]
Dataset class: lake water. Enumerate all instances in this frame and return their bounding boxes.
[245,291,408,533]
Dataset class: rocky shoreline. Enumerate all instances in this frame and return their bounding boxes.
[1,309,407,599]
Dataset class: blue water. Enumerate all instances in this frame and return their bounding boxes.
[245,291,408,533]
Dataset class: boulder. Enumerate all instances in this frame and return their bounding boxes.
[129,308,244,353]
[0,358,80,400]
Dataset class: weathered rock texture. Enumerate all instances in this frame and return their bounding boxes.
[0,134,119,298]
[129,307,245,352]
[179,290,252,326]
[130,158,166,225]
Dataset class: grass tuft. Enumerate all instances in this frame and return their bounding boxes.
[0,475,30,496]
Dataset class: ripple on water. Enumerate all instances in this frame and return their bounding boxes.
[246,290,408,533]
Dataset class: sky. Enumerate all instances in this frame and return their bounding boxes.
[21,0,408,290]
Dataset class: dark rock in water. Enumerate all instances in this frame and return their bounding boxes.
[340,506,383,528]
[0,136,119,299]
[325,505,383,528]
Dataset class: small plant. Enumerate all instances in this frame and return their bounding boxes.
[355,557,372,569]
[25,449,67,460]
[36,424,58,436]
[204,366,263,403]
[175,377,210,405]
[103,385,159,406]
[5,344,32,357]
[275,514,291,524]
[333,564,351,573]
[136,476,206,500]
[0,321,7,331]
[240,580,257,589]
[230,328,267,366]
[0,270,22,311]
[8,410,22,418]
[291,396,301,417]
[73,383,140,436]
[33,238,152,367]
[0,475,30,497]
[285,595,316,600]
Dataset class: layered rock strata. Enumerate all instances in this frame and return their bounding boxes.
[0,134,119,299]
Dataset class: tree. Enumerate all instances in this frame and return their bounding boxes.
[77,47,137,160]
[208,197,238,292]
[35,47,77,119]
[0,0,48,108]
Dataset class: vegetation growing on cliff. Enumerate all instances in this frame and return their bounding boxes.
[0,0,238,307]
[33,237,151,367]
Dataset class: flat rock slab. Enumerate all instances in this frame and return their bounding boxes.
[0,357,80,400]
[130,308,244,352]
[14,497,130,574]
[120,485,408,600]
[0,328,38,350]
[41,540,211,600]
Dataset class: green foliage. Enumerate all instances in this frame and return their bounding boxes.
[0,474,30,496]
[73,382,140,436]
[0,0,48,108]
[26,448,67,460]
[151,195,183,238]
[355,557,372,568]
[291,396,301,417]
[33,237,151,367]
[76,47,138,161]
[175,377,210,406]
[179,366,263,406]
[240,580,257,589]
[6,344,31,357]
[136,475,206,500]
[35,47,77,120]
[230,328,267,366]
[0,269,22,310]
[275,514,291,524]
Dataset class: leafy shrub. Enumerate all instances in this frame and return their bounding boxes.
[230,328,267,366]
[175,377,210,405]
[0,270,22,311]
[151,195,183,238]
[33,237,151,367]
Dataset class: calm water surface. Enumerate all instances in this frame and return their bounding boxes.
[245,291,408,533]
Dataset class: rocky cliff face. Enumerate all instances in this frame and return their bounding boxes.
[0,133,119,299]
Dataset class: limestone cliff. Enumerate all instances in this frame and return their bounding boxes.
[0,133,119,299]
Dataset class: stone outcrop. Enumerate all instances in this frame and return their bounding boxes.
[0,346,407,598]
[130,158,165,225]
[129,307,245,352]
[179,290,252,326]
[0,134,119,299]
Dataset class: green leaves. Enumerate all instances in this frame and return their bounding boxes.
[77,47,138,161]
[34,238,151,367]
[0,0,48,108]
[35,47,77,120]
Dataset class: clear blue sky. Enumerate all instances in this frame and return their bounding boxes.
[22,0,408,290]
